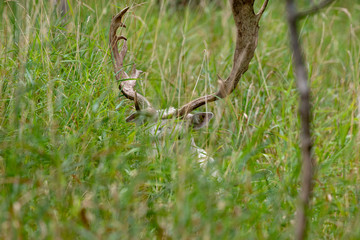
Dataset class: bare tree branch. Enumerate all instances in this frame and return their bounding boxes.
[256,0,269,21]
[285,0,330,239]
[295,0,335,20]
[286,0,334,239]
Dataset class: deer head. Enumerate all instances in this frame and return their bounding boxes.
[110,0,268,168]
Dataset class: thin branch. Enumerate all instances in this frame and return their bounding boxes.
[286,0,333,239]
[286,0,314,239]
[256,0,269,21]
[295,0,335,19]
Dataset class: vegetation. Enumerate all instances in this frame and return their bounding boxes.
[0,0,359,239]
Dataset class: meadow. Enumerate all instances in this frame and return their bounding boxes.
[0,0,359,239]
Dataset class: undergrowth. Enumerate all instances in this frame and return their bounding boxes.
[0,0,359,239]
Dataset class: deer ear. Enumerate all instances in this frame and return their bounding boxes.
[126,109,157,124]
[126,112,149,125]
[126,112,140,123]
[190,112,214,129]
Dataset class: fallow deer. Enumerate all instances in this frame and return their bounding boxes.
[110,0,269,171]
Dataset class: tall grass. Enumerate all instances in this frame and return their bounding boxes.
[0,0,359,239]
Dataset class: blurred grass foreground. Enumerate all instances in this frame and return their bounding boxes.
[0,0,360,239]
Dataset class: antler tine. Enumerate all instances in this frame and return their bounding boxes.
[167,0,269,118]
[110,7,153,110]
[110,7,130,80]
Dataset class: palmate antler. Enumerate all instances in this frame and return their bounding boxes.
[109,7,154,114]
[110,0,269,121]
[174,0,269,117]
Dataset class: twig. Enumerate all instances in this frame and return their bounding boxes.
[256,0,270,21]
[295,0,336,20]
[285,0,334,239]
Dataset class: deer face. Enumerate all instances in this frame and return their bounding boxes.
[127,111,213,139]
[127,111,218,171]
[149,113,214,142]
[126,110,215,167]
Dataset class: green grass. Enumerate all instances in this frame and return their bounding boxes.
[0,0,359,239]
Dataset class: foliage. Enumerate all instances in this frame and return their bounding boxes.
[0,0,359,239]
